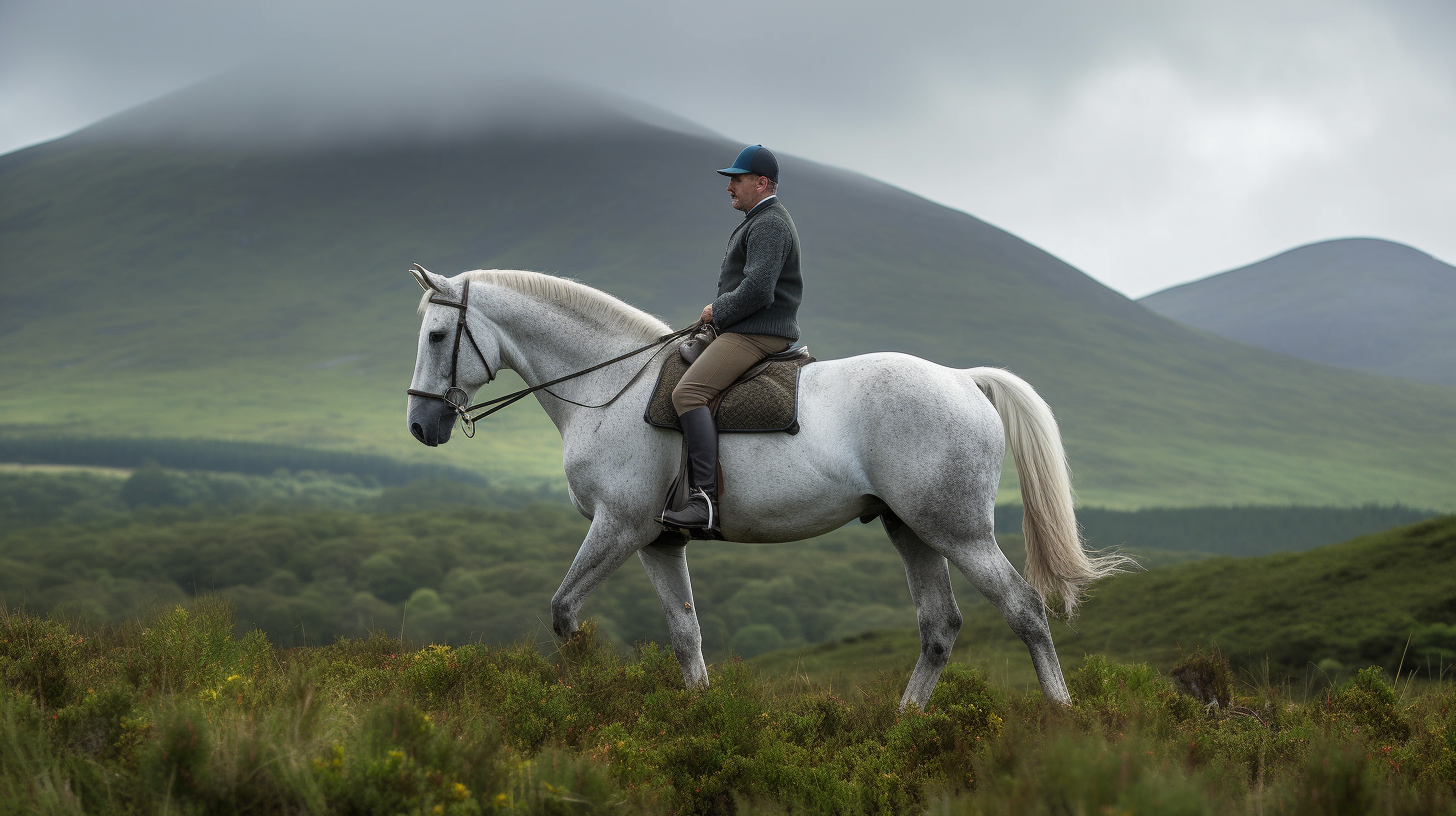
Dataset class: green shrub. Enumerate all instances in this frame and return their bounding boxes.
[1068,654,1200,735]
[0,611,83,708]
[52,686,138,762]
[142,705,213,798]
[1323,666,1412,745]
[140,598,244,693]
[315,699,506,816]
[1171,645,1232,709]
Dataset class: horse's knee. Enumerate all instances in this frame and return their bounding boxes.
[918,611,961,663]
[918,607,962,637]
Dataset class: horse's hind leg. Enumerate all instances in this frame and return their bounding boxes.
[883,513,963,711]
[637,533,708,688]
[928,523,1072,705]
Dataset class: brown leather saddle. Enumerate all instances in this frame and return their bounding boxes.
[643,344,815,434]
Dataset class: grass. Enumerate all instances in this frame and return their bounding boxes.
[2,600,1454,814]
[3,118,1456,507]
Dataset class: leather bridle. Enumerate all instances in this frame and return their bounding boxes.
[404,264,697,438]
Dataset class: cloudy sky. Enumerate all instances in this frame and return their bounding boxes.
[2,0,1452,297]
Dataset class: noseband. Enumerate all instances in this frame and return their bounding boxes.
[405,266,696,438]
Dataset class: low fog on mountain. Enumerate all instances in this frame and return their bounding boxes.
[4,0,1454,296]
[89,63,720,150]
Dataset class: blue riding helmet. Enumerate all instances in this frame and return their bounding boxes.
[717,145,779,183]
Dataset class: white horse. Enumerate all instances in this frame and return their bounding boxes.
[405,268,1126,708]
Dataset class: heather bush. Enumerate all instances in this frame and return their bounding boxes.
[1,601,1454,815]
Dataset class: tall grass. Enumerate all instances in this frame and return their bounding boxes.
[1,601,1452,815]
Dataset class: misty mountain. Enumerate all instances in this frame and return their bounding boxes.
[1140,238,1456,387]
[2,71,1455,509]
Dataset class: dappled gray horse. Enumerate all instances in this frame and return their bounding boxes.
[405,268,1126,708]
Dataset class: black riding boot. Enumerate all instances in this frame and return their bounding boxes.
[657,407,719,532]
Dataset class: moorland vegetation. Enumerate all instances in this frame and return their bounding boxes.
[2,600,1454,814]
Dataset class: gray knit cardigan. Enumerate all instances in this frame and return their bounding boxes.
[710,197,803,341]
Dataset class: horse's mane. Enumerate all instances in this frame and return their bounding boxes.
[419,269,670,341]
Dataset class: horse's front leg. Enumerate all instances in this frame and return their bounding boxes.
[550,514,661,641]
[637,532,708,688]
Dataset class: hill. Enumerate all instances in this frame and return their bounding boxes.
[1140,238,1456,386]
[3,70,1456,508]
[754,514,1456,691]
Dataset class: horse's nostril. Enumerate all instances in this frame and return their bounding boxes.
[411,422,426,443]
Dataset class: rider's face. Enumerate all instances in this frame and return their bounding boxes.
[726,173,769,212]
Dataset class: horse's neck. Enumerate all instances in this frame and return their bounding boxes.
[485,290,660,428]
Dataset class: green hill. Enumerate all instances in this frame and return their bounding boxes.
[3,74,1456,508]
[753,515,1456,692]
[1141,238,1456,387]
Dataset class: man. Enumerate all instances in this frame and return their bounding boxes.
[657,145,803,533]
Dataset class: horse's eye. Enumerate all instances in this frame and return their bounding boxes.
[428,331,446,343]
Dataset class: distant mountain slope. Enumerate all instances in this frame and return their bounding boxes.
[2,71,1456,508]
[1140,238,1456,386]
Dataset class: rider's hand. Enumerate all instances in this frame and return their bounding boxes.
[700,304,713,323]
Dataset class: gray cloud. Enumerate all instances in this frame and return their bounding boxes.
[2,0,1452,296]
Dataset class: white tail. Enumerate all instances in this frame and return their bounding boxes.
[967,367,1133,616]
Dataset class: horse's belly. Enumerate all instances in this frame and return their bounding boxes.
[715,429,874,543]
[717,491,870,543]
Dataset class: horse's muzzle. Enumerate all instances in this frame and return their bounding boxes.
[407,399,456,447]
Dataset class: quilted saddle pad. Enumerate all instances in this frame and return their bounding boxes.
[644,347,814,434]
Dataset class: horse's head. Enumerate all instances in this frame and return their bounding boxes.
[406,265,500,446]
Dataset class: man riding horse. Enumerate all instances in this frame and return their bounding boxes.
[656,145,803,533]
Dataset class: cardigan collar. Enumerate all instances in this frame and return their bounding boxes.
[742,195,779,219]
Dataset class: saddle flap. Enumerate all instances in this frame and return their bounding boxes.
[644,347,815,434]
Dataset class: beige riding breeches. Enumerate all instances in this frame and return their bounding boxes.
[670,332,792,415]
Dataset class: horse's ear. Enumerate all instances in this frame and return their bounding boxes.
[409,263,437,292]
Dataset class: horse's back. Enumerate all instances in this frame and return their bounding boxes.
[797,352,1001,435]
[796,352,1007,514]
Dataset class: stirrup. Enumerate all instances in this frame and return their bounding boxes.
[656,487,715,531]
[696,487,714,531]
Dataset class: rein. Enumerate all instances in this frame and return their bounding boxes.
[405,269,697,439]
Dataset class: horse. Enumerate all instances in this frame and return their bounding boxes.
[405,267,1127,708]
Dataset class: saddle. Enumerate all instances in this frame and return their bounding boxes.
[643,345,816,434]
[646,341,815,541]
